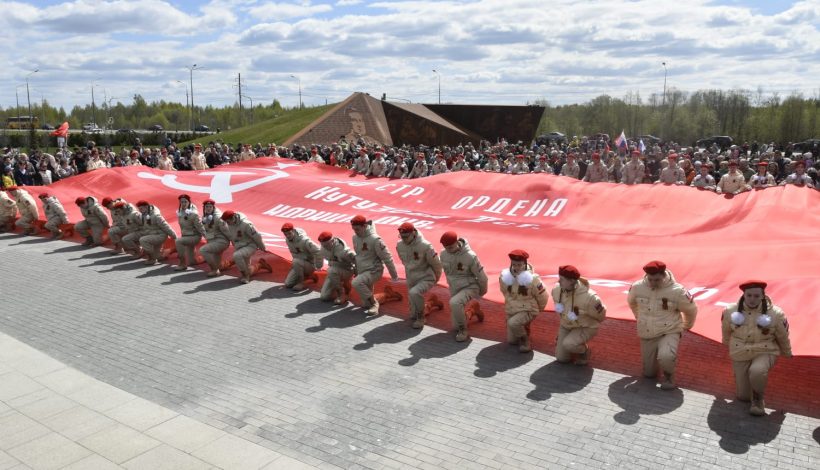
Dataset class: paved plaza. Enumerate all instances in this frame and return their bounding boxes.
[0,233,818,469]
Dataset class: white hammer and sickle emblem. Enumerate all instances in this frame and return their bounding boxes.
[137,167,291,203]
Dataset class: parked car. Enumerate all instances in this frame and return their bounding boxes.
[82,123,102,133]
[117,128,133,134]
[793,138,820,154]
[148,124,164,132]
[696,136,733,150]
[194,125,210,132]
[40,124,55,130]
[637,134,661,145]
[536,132,565,145]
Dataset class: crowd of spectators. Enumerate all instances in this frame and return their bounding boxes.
[1,134,818,192]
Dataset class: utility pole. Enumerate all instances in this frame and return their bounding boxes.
[432,69,441,104]
[187,64,202,128]
[290,75,301,109]
[662,62,668,107]
[238,73,243,126]
[25,69,38,148]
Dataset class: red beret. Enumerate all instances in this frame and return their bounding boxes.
[398,222,415,233]
[311,148,317,153]
[440,231,458,246]
[112,201,126,209]
[203,199,215,206]
[643,260,667,275]
[516,154,525,159]
[194,143,202,149]
[728,160,738,166]
[795,161,806,168]
[592,152,600,159]
[757,161,769,167]
[281,223,294,232]
[538,154,546,160]
[416,153,425,158]
[136,200,150,207]
[101,197,114,206]
[489,153,497,158]
[631,150,641,156]
[75,197,86,205]
[739,280,767,291]
[350,215,367,226]
[667,153,678,160]
[130,150,139,157]
[558,265,581,280]
[508,249,529,261]
[220,210,236,220]
[178,194,191,201]
[318,231,332,242]
[38,192,49,199]
[374,152,382,157]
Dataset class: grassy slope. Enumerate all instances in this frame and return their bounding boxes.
[179,105,334,146]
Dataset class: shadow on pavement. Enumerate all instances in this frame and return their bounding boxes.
[305,306,372,332]
[398,332,471,366]
[96,260,152,272]
[813,426,820,445]
[136,265,177,278]
[10,237,52,245]
[68,250,114,260]
[161,271,208,285]
[44,244,90,254]
[252,285,307,305]
[286,297,337,317]
[707,397,785,454]
[607,376,683,424]
[474,342,533,378]
[78,256,135,268]
[527,360,594,401]
[353,319,421,351]
[183,278,243,293]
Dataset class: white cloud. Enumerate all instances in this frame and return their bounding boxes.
[246,1,333,20]
[336,0,363,5]
[1,0,819,110]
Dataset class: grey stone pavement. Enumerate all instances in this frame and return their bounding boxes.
[0,233,819,470]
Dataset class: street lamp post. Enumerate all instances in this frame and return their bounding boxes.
[432,69,441,104]
[290,75,302,109]
[176,80,190,130]
[241,95,254,124]
[186,64,202,129]
[26,69,38,128]
[661,62,667,107]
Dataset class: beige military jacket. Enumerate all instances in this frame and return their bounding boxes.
[157,156,175,171]
[321,237,356,272]
[532,162,550,173]
[367,158,387,177]
[721,299,792,361]
[42,197,68,224]
[622,159,645,184]
[191,153,208,170]
[451,160,469,171]
[396,231,442,284]
[749,173,776,188]
[691,173,716,189]
[286,228,323,269]
[627,270,698,339]
[353,155,370,174]
[138,205,175,238]
[80,197,110,228]
[431,160,448,175]
[13,190,39,219]
[202,209,230,242]
[352,222,398,278]
[499,265,548,316]
[658,165,685,184]
[483,159,502,172]
[0,191,17,218]
[440,238,489,296]
[560,162,580,179]
[551,278,606,329]
[717,170,750,194]
[123,207,143,234]
[409,161,428,178]
[226,212,265,250]
[582,162,608,182]
[177,205,205,237]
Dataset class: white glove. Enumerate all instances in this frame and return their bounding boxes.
[554,303,564,314]
[567,311,578,321]
[756,314,772,328]
[730,311,745,326]
[500,269,514,286]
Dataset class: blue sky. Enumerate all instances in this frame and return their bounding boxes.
[1,0,818,111]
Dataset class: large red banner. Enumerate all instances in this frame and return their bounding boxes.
[39,159,820,356]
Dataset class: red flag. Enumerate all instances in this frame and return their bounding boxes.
[50,122,69,138]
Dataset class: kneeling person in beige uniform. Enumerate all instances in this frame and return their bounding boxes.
[350,215,399,315]
[721,280,792,416]
[500,250,548,353]
[175,194,206,271]
[396,222,442,329]
[222,210,271,283]
[627,260,698,390]
[551,265,606,364]
[199,199,232,277]
[318,231,356,304]
[38,192,69,238]
[282,223,323,290]
[439,231,489,342]
[135,200,177,265]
